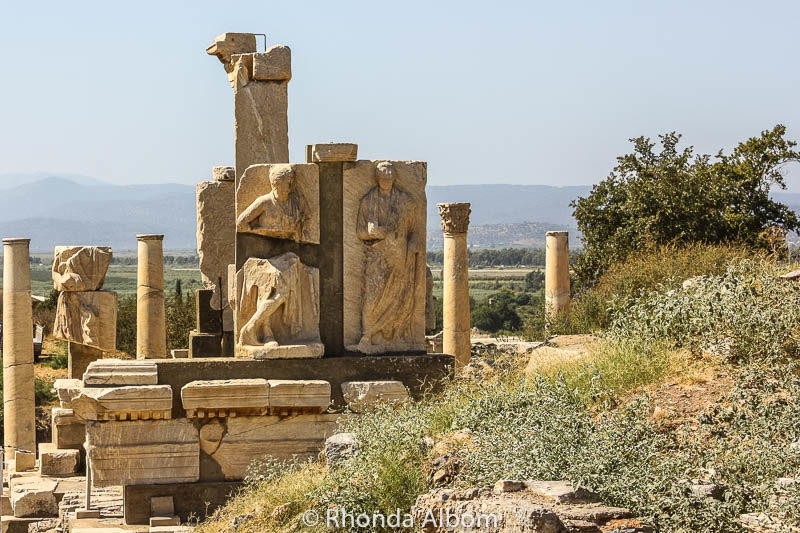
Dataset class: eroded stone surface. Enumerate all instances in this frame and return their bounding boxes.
[341,380,408,412]
[70,385,172,421]
[53,379,83,407]
[343,160,427,355]
[235,254,322,359]
[309,143,357,162]
[252,45,291,81]
[52,246,112,292]
[324,433,357,468]
[197,178,235,312]
[199,414,340,480]
[38,443,79,476]
[87,419,199,487]
[53,291,117,350]
[181,379,269,418]
[83,359,158,386]
[51,408,85,451]
[267,380,330,415]
[9,477,58,518]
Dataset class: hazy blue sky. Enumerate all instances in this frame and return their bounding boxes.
[2,1,799,189]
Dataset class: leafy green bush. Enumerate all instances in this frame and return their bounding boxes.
[609,259,800,363]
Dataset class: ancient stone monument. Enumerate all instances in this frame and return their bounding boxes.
[2,238,37,472]
[438,203,472,370]
[51,245,118,378]
[545,231,570,320]
[136,234,167,359]
[193,165,235,357]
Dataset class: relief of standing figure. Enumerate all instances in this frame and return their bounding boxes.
[356,161,422,350]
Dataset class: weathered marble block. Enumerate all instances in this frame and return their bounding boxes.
[53,379,83,407]
[181,379,270,418]
[38,443,79,476]
[83,359,158,386]
[252,45,291,81]
[53,290,117,351]
[197,176,235,312]
[71,385,172,421]
[9,477,58,517]
[343,160,428,355]
[199,414,340,480]
[267,380,330,415]
[308,143,358,162]
[51,408,85,451]
[87,419,199,487]
[341,380,409,413]
[52,246,112,292]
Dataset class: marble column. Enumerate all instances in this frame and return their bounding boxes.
[136,234,166,359]
[545,231,570,320]
[437,203,471,371]
[2,238,36,470]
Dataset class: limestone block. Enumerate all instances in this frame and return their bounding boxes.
[51,408,85,451]
[38,443,79,476]
[267,380,330,415]
[52,290,117,351]
[87,419,200,487]
[53,379,83,407]
[212,166,235,181]
[324,433,357,468]
[150,516,181,527]
[197,179,235,310]
[181,379,269,418]
[342,160,427,354]
[199,414,340,480]
[150,496,174,517]
[68,342,104,380]
[51,246,112,291]
[309,143,357,162]
[70,385,172,421]
[170,349,189,359]
[252,45,291,81]
[340,381,409,412]
[83,359,158,386]
[236,163,319,244]
[9,478,58,517]
[234,80,289,179]
[14,450,35,472]
[234,254,323,359]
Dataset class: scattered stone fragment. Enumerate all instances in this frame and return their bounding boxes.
[9,478,58,518]
[324,433,357,468]
[493,480,524,494]
[690,482,726,501]
[524,480,600,504]
[340,380,408,413]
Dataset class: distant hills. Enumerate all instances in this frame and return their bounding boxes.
[3,173,800,251]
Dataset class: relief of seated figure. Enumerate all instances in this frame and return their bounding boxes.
[236,164,309,243]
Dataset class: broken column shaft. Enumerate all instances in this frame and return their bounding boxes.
[545,231,570,320]
[437,203,471,371]
[2,238,36,470]
[136,234,166,359]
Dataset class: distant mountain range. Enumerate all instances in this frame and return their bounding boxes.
[3,173,800,251]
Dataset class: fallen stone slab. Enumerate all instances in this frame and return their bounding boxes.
[83,359,158,386]
[9,477,58,518]
[340,380,408,412]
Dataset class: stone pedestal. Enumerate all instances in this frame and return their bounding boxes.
[2,238,36,470]
[437,204,471,371]
[545,231,570,320]
[136,234,166,359]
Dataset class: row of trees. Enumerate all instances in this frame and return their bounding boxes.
[426,248,548,267]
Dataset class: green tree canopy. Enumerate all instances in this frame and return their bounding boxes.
[571,125,800,284]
